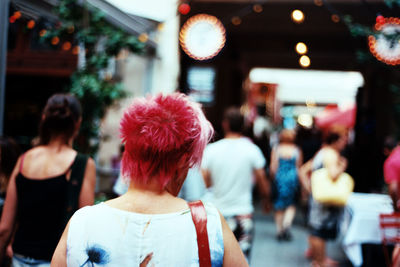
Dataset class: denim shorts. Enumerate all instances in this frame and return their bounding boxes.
[11,254,50,267]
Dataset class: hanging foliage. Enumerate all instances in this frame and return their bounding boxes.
[42,0,146,155]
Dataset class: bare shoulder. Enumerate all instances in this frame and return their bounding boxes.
[86,157,96,168]
[22,146,78,177]
[23,146,45,158]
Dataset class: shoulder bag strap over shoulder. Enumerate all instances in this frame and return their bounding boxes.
[188,200,211,267]
[64,153,88,224]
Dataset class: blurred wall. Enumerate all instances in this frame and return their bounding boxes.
[97,9,180,177]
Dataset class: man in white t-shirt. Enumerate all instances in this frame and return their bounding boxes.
[201,107,270,261]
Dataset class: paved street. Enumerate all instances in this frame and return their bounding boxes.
[250,210,352,267]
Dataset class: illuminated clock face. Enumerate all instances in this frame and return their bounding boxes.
[179,14,226,61]
[369,18,400,65]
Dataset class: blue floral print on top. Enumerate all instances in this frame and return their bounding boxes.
[67,202,224,266]
[80,245,110,267]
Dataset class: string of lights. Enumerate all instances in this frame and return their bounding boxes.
[178,1,311,67]
[178,0,400,66]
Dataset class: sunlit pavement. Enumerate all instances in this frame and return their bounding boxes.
[250,209,352,267]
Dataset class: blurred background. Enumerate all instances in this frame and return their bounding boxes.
[1,0,399,194]
[1,1,400,266]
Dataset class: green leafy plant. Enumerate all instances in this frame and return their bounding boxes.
[44,0,145,154]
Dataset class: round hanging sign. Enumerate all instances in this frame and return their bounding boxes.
[368,17,400,65]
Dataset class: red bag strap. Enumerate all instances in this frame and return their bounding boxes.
[188,200,211,267]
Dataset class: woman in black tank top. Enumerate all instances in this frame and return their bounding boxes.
[0,94,96,265]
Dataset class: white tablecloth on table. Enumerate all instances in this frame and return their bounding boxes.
[342,192,394,267]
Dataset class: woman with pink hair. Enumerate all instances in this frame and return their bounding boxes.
[52,93,248,267]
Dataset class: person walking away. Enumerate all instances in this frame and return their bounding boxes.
[383,136,400,266]
[52,93,248,267]
[270,129,303,241]
[0,94,96,266]
[201,107,270,262]
[383,136,400,210]
[299,127,348,267]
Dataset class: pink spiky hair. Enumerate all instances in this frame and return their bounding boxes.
[120,93,213,189]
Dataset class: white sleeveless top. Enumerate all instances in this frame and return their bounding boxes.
[66,202,224,267]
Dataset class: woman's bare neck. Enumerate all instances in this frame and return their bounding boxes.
[106,182,188,214]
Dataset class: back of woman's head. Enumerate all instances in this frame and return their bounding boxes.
[323,126,347,145]
[120,93,214,188]
[279,129,296,144]
[223,107,244,133]
[39,94,82,145]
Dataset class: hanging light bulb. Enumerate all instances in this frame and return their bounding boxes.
[291,10,305,23]
[295,42,308,54]
[138,33,148,43]
[178,3,190,15]
[51,36,60,45]
[299,55,311,68]
[376,14,385,25]
[253,4,263,13]
[27,20,35,29]
[331,14,340,23]
[314,0,323,7]
[231,16,242,26]
[13,11,21,19]
[39,29,47,37]
[62,42,72,51]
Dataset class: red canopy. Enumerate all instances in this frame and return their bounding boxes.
[315,105,356,129]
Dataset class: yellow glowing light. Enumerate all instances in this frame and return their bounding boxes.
[306,99,316,108]
[138,33,148,43]
[157,23,165,32]
[291,10,304,23]
[253,4,263,13]
[231,16,242,26]
[295,42,308,54]
[299,55,311,68]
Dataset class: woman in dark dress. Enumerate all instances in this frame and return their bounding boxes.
[0,94,96,266]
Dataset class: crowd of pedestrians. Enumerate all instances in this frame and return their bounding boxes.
[0,91,393,267]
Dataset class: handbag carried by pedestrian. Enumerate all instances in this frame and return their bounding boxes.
[311,168,354,206]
